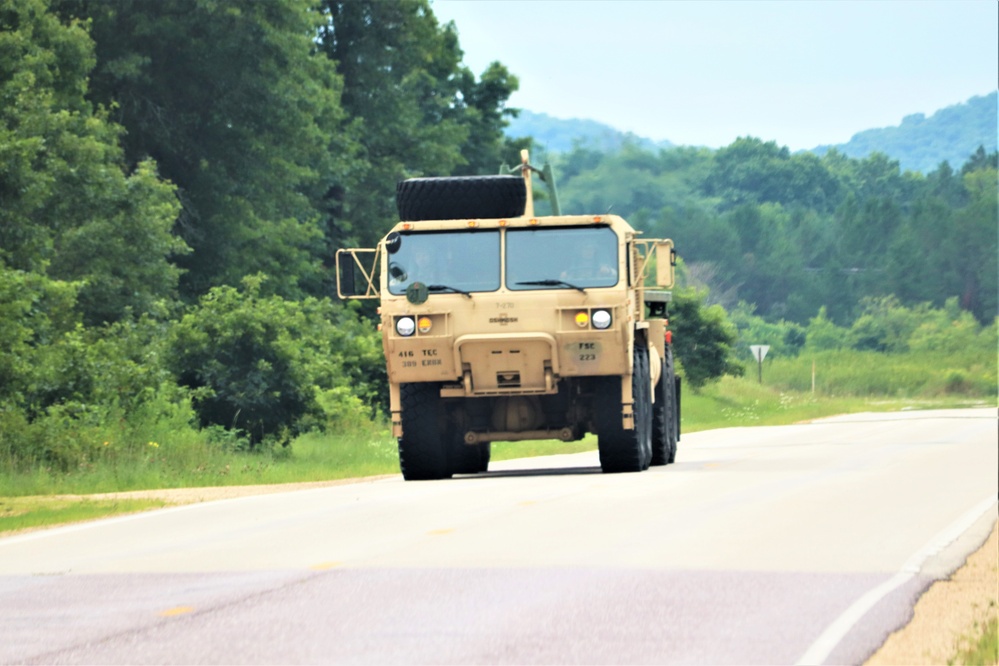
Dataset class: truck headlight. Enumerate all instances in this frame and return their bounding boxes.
[396,316,416,337]
[592,309,612,329]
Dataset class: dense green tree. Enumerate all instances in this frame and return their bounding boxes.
[317,0,523,248]
[451,61,525,177]
[0,268,79,406]
[668,288,744,390]
[56,0,353,299]
[952,167,999,322]
[317,0,466,248]
[549,134,995,329]
[169,276,384,446]
[703,137,840,211]
[1,0,185,325]
[960,145,998,174]
[804,306,849,351]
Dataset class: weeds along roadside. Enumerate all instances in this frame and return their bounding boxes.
[2,351,994,502]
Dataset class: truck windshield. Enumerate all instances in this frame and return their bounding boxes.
[387,230,501,295]
[507,226,618,290]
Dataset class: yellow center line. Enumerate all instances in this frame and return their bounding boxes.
[159,606,194,617]
[310,561,343,571]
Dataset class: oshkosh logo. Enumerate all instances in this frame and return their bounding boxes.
[488,315,519,325]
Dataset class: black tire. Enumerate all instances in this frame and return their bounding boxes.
[396,176,527,221]
[398,383,451,481]
[450,440,490,475]
[667,348,678,463]
[478,442,491,472]
[596,344,652,473]
[651,347,678,466]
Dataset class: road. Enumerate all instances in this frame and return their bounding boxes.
[0,408,995,665]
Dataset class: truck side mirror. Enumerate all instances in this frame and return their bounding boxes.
[335,248,380,299]
[386,232,402,255]
[655,240,675,288]
[338,256,357,296]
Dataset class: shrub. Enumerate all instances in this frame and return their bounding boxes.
[168,275,384,447]
[804,306,848,351]
[670,287,744,390]
[730,301,806,359]
[848,295,923,352]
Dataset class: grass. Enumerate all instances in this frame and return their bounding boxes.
[0,496,168,534]
[951,614,998,666]
[1,365,994,532]
[765,349,997,398]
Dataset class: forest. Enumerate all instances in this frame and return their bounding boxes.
[1,0,996,475]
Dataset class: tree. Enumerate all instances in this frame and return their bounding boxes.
[169,276,385,446]
[56,0,355,299]
[952,167,999,322]
[668,288,744,390]
[317,0,467,248]
[704,137,840,212]
[960,146,998,175]
[451,60,523,176]
[1,0,185,325]
[317,0,523,248]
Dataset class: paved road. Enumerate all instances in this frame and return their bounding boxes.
[1,408,995,664]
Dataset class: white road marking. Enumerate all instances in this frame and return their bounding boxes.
[796,494,998,665]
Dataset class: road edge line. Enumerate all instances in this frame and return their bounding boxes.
[795,495,998,666]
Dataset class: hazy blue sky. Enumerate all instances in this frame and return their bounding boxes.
[431,0,998,150]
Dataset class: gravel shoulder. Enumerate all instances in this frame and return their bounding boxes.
[47,476,396,506]
[865,519,998,665]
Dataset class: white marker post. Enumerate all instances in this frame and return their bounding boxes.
[749,345,769,384]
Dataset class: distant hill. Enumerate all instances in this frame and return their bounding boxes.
[506,93,997,174]
[810,92,997,174]
[506,110,673,154]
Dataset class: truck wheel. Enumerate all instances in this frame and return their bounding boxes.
[596,345,652,473]
[396,176,527,221]
[667,348,678,463]
[398,383,451,481]
[478,443,491,472]
[450,439,490,475]
[651,347,678,466]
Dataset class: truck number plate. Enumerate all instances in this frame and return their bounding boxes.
[567,341,601,363]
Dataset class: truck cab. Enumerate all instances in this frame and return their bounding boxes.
[338,153,680,479]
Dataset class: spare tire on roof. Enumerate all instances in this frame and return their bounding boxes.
[396,175,527,221]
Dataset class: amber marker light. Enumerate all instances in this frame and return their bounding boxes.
[529,218,539,226]
[417,316,432,334]
[575,311,589,328]
[467,220,478,228]
[499,219,508,227]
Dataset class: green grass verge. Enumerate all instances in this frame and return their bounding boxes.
[0,497,168,534]
[951,614,998,666]
[1,371,994,533]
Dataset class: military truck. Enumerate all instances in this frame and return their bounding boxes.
[337,152,680,480]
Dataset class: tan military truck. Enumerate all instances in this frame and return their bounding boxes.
[337,152,680,480]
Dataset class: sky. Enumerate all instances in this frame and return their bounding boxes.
[430,0,999,150]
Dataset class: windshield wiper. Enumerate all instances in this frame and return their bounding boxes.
[515,279,586,293]
[428,284,473,299]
